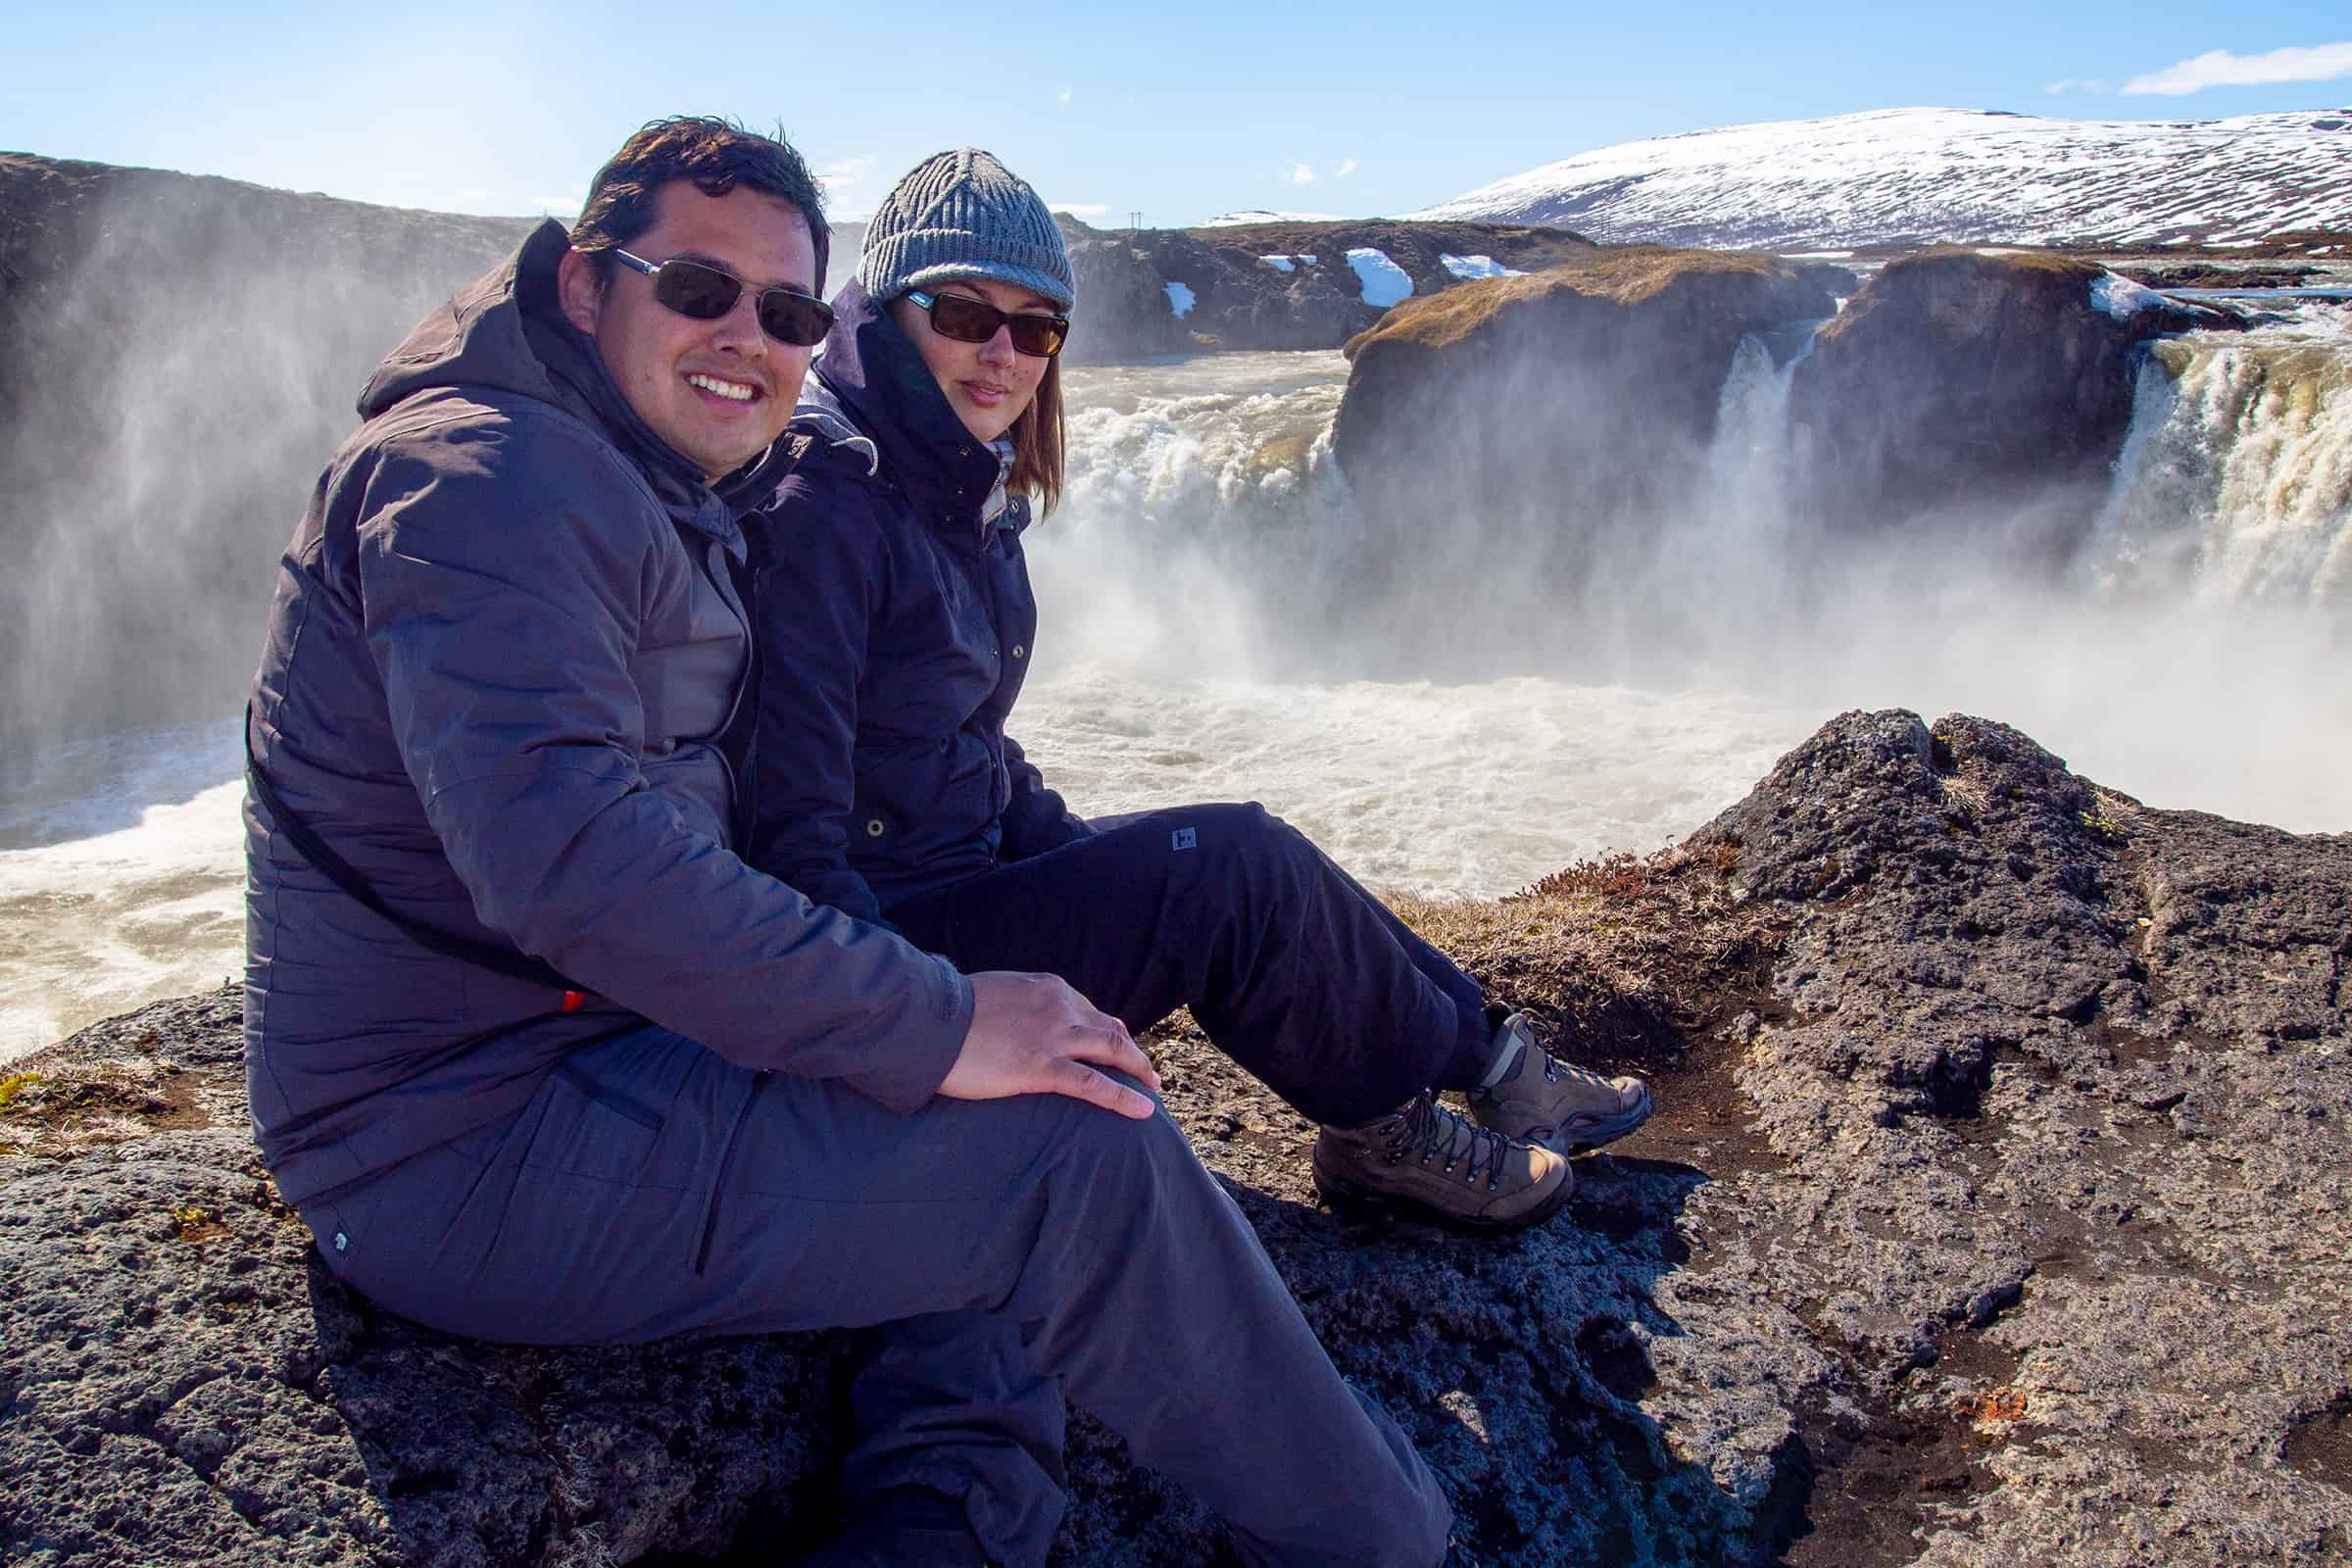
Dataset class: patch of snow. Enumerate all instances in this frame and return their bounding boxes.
[1164,281,1197,318]
[1347,248,1414,308]
[2090,273,2169,318]
[1407,106,2352,250]
[1260,255,1295,272]
[1783,249,1854,260]
[1439,253,1525,280]
[1200,209,1344,227]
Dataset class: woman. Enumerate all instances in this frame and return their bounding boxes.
[748,149,1651,1233]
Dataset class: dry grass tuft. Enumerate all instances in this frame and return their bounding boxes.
[1348,247,1789,356]
[0,1054,191,1158]
[1894,245,2102,279]
[1381,839,1779,1083]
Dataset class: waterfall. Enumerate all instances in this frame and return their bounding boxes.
[1042,354,1361,680]
[2093,316,2352,603]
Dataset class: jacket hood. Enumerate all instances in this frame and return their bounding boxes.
[801,280,1013,533]
[358,220,789,548]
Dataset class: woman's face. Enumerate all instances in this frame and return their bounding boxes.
[889,276,1057,444]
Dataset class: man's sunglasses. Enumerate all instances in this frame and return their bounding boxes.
[612,249,834,348]
[906,289,1070,359]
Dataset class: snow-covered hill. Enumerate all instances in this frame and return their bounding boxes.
[1409,107,2352,250]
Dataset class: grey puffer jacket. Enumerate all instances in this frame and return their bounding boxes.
[245,221,969,1206]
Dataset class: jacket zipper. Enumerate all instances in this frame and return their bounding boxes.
[695,533,757,843]
[971,532,1013,823]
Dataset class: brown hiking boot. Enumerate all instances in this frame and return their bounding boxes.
[1467,1012,1653,1153]
[1312,1091,1572,1232]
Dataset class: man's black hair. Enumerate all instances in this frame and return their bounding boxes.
[570,116,829,293]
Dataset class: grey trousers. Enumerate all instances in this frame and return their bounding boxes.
[300,1025,1452,1567]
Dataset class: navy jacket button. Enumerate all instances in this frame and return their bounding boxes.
[865,818,885,837]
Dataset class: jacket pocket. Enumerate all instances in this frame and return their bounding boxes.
[520,1065,665,1186]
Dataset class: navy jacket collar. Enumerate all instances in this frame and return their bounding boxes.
[811,281,1014,533]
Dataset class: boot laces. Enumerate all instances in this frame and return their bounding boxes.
[1384,1094,1512,1190]
[1534,1044,1622,1097]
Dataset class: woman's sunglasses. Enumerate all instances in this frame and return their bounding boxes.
[612,250,834,348]
[906,289,1070,359]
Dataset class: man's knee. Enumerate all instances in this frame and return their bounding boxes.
[1028,1083,1222,1237]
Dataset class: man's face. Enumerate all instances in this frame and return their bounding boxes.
[558,180,817,479]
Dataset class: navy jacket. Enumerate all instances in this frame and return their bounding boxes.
[245,225,971,1205]
[746,282,1090,924]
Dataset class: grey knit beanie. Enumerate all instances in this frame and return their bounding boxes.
[858,148,1076,311]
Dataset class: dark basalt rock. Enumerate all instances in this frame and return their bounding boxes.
[1327,248,1836,656]
[1787,249,2243,564]
[1052,214,1597,363]
[2119,262,2318,290]
[9,710,2346,1565]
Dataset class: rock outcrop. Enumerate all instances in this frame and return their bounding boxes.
[1054,215,1597,363]
[1327,248,1835,652]
[1787,250,2235,561]
[8,710,2346,1565]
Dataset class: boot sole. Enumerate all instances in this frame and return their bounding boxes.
[1496,1085,1657,1155]
[1311,1165,1575,1235]
[1546,1093,1656,1154]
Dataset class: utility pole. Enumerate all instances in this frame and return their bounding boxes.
[1128,210,1144,232]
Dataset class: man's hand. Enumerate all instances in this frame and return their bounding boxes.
[942,972,1162,1119]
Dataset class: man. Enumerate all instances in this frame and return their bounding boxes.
[244,117,1456,1567]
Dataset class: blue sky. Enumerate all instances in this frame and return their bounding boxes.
[7,3,2349,225]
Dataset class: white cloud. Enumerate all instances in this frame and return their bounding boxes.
[1058,87,1072,106]
[1336,158,1360,178]
[2123,41,2352,96]
[1288,162,1316,185]
[816,155,878,190]
[1049,201,1109,218]
[2043,77,2110,95]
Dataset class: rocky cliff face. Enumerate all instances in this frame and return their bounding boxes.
[9,710,2343,1565]
[1787,250,2232,562]
[0,155,538,745]
[1054,215,1596,363]
[1328,248,1835,613]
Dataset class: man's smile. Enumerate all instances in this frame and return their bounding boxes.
[687,371,761,403]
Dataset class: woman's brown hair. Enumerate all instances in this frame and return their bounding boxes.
[1006,357,1064,516]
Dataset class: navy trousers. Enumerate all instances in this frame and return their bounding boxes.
[890,803,1495,1131]
[301,1024,1453,1568]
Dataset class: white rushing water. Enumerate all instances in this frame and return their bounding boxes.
[5,314,2350,1064]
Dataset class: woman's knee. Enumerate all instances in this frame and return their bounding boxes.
[1179,802,1318,878]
